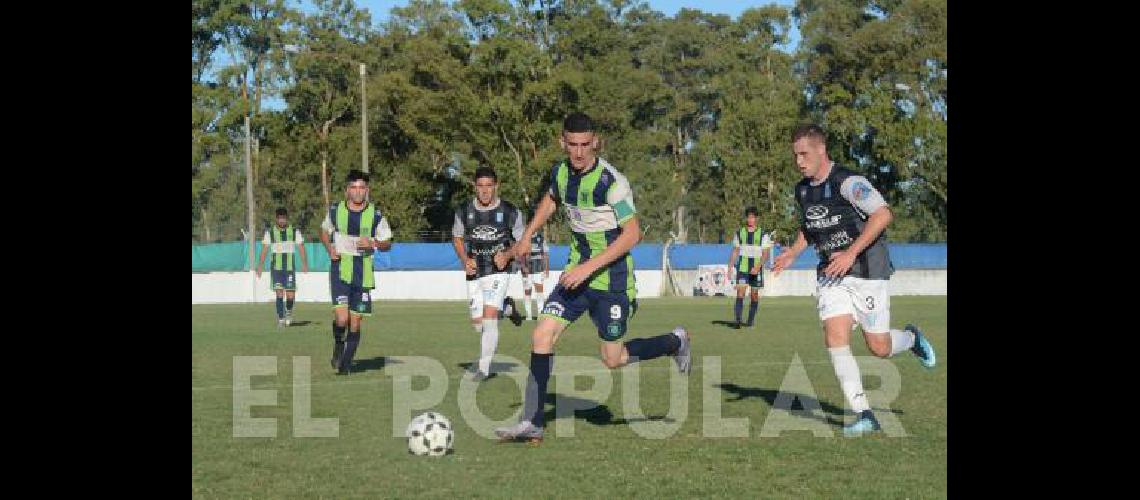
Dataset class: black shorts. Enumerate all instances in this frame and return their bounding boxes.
[541,285,632,341]
[271,269,296,290]
[330,274,373,316]
[735,273,763,288]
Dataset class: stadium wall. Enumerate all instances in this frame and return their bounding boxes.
[192,242,946,303]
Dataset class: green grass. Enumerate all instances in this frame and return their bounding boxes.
[193,296,947,499]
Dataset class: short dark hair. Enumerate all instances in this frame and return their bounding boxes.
[792,124,827,144]
[563,112,595,134]
[346,169,369,184]
[744,206,758,217]
[474,166,498,182]
[275,208,288,217]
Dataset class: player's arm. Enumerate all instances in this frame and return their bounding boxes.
[511,192,556,260]
[318,229,335,260]
[772,231,808,276]
[757,233,771,273]
[451,211,476,275]
[296,231,309,272]
[845,208,892,256]
[543,245,549,276]
[256,231,270,277]
[578,216,640,275]
[451,236,468,265]
[319,209,340,261]
[496,207,527,269]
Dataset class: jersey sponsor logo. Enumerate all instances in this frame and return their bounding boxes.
[820,231,854,251]
[806,205,829,220]
[805,214,842,229]
[471,243,506,256]
[470,225,501,241]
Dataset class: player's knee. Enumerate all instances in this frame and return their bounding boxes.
[823,328,850,348]
[867,338,891,358]
[530,329,554,351]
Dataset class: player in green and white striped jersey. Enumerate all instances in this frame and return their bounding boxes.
[494,112,693,443]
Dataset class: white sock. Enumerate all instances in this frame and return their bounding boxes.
[524,293,533,319]
[889,328,915,356]
[828,346,870,413]
[479,318,500,375]
[535,291,545,316]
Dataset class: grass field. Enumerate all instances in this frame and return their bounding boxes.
[192,296,947,498]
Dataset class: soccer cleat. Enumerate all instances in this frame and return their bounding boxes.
[494,420,544,444]
[284,312,293,326]
[671,326,692,375]
[843,410,882,437]
[907,324,936,369]
[465,370,495,382]
[277,319,286,328]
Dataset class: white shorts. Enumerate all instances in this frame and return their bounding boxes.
[524,272,545,288]
[468,273,509,319]
[816,276,891,333]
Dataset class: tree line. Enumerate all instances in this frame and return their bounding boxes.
[192,0,946,245]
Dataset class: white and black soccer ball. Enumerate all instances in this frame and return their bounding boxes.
[406,412,454,457]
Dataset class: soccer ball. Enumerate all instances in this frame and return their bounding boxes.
[406,412,454,456]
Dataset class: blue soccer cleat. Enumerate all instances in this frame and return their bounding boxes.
[907,324,936,369]
[843,410,882,437]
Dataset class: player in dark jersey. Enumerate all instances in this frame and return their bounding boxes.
[451,166,526,381]
[773,124,937,436]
